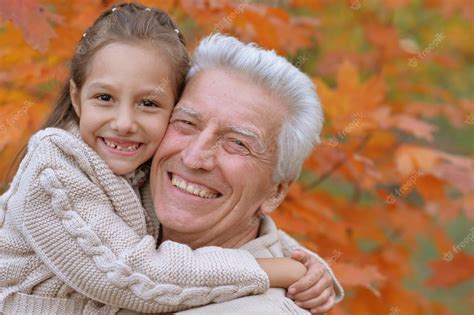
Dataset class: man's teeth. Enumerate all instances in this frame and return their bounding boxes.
[104,138,140,152]
[171,176,218,199]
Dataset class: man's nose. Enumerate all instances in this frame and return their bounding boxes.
[111,104,138,135]
[180,130,217,171]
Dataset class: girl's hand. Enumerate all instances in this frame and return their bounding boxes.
[286,250,336,314]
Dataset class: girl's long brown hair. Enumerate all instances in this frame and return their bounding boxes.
[3,2,190,188]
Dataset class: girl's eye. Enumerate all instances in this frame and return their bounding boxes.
[140,99,159,108]
[97,94,112,102]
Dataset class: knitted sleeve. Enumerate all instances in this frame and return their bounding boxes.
[20,129,269,313]
[277,230,344,304]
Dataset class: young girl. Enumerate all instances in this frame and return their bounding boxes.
[0,2,342,314]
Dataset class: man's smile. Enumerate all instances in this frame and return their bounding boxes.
[169,173,221,199]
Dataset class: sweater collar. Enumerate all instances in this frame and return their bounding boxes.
[239,216,282,257]
[123,162,151,187]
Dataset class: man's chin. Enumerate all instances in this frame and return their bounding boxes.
[156,208,208,233]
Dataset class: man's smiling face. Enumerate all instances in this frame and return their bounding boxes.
[150,69,289,247]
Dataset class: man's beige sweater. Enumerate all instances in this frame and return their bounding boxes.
[0,127,270,314]
[175,217,313,314]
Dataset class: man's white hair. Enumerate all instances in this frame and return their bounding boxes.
[187,34,323,183]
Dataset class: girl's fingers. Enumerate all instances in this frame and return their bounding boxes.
[310,293,335,314]
[291,249,310,265]
[288,266,325,294]
[294,287,333,310]
[292,274,331,301]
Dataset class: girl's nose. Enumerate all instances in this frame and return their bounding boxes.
[111,105,138,135]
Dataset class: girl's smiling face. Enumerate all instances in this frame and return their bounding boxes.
[70,42,176,175]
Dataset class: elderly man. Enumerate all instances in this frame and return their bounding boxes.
[147,34,343,314]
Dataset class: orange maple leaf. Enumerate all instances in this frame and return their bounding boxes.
[316,61,386,126]
[395,145,474,193]
[426,252,474,287]
[332,262,387,296]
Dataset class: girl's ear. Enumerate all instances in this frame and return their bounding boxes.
[260,181,291,215]
[70,79,81,117]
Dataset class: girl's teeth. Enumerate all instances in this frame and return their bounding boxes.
[171,175,218,199]
[104,138,139,151]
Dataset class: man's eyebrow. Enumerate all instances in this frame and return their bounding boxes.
[228,126,265,152]
[174,105,266,152]
[173,105,201,119]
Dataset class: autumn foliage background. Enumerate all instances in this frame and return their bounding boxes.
[1,0,473,313]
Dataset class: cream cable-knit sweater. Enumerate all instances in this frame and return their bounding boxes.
[0,127,270,314]
[2,217,343,314]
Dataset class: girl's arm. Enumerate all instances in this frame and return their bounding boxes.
[257,257,306,288]
[17,129,269,313]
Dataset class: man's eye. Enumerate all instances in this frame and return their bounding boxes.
[141,99,159,108]
[171,117,193,125]
[96,94,112,102]
[171,119,196,133]
[178,120,193,125]
[225,138,250,155]
[232,139,246,147]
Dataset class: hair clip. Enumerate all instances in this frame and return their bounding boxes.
[174,29,179,34]
[112,7,117,12]
[82,32,87,37]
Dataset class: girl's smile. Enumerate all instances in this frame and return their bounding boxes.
[100,137,142,156]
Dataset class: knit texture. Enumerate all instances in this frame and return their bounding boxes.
[0,127,269,313]
[3,292,86,314]
[134,217,315,314]
[120,217,344,314]
[4,217,317,315]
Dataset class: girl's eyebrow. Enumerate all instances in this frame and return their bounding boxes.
[87,81,115,90]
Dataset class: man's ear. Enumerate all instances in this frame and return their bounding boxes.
[260,181,291,215]
[70,79,81,117]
